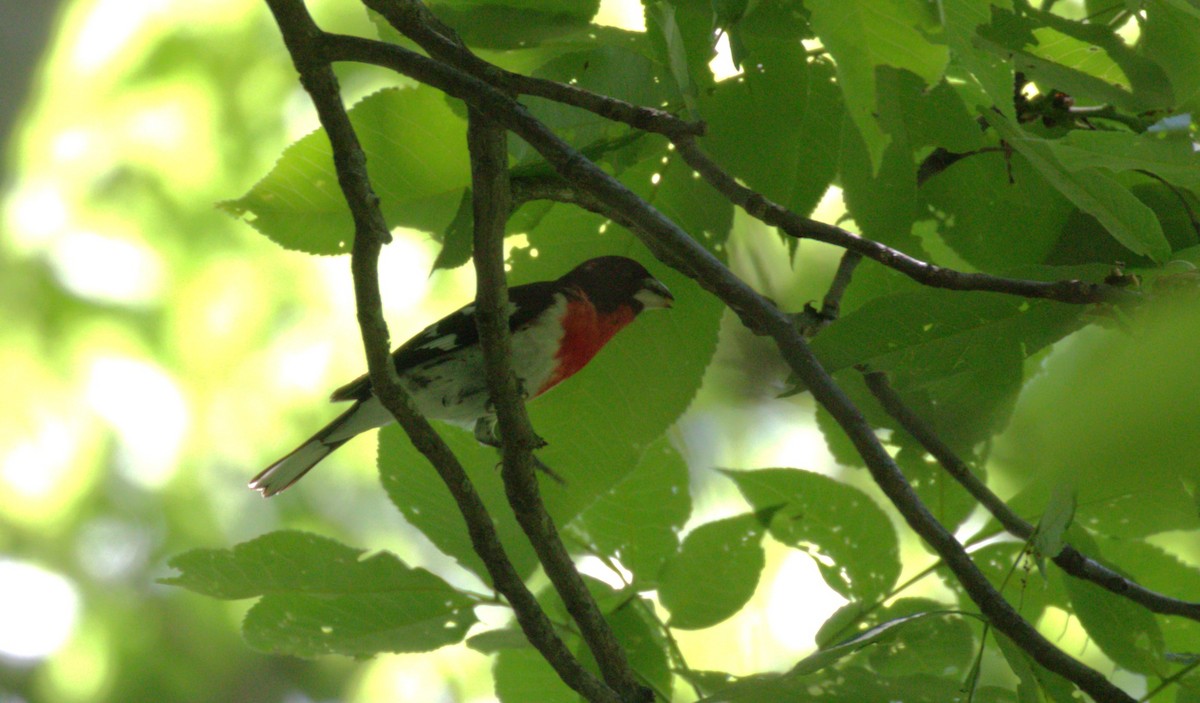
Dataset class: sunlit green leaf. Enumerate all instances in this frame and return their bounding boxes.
[724,468,901,602]
[570,436,691,586]
[165,531,476,656]
[221,87,470,255]
[806,0,949,170]
[658,512,767,629]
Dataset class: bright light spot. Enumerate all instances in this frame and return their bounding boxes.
[49,231,164,305]
[86,356,187,488]
[52,129,92,163]
[379,234,435,313]
[76,518,152,582]
[1,418,77,499]
[276,342,334,393]
[128,102,189,151]
[765,551,847,651]
[576,555,630,589]
[5,180,70,248]
[811,184,847,226]
[72,0,168,71]
[0,561,79,660]
[710,32,742,82]
[595,0,645,31]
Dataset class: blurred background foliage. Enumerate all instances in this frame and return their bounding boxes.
[5,0,1200,702]
[0,1,841,701]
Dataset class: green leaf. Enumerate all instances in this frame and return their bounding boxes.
[644,0,713,115]
[940,0,1017,115]
[493,589,670,703]
[516,42,681,165]
[702,667,967,701]
[920,150,1077,269]
[985,112,1172,262]
[700,36,842,219]
[221,87,470,255]
[1096,537,1200,655]
[994,632,1078,703]
[1048,130,1200,190]
[426,0,600,49]
[811,284,1087,390]
[1032,484,1076,561]
[658,512,767,629]
[806,0,949,171]
[570,436,691,586]
[432,188,475,270]
[792,609,973,675]
[494,647,581,703]
[1060,553,1166,675]
[724,468,901,602]
[466,628,529,653]
[996,302,1200,538]
[1144,0,1200,113]
[164,531,476,656]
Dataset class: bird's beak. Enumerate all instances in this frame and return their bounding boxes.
[635,277,674,309]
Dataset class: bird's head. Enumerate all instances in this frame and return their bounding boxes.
[558,256,674,314]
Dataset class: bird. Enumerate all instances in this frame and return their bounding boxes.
[249,255,674,497]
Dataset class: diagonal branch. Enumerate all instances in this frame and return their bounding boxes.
[363,0,702,138]
[343,36,1132,697]
[264,3,620,702]
[467,112,649,703]
[862,368,1200,622]
[671,135,1135,306]
[283,5,1134,699]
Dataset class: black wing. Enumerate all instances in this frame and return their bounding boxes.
[329,280,564,402]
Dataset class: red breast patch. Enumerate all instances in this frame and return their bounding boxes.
[537,295,636,395]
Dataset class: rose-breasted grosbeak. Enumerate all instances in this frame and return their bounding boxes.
[250,256,674,497]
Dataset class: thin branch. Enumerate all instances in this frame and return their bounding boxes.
[467,112,649,703]
[358,42,1134,698]
[794,250,863,337]
[362,0,703,138]
[862,369,1200,622]
[265,4,619,702]
[293,7,1132,699]
[671,135,1134,306]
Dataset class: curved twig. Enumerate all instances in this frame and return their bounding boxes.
[862,369,1200,622]
[468,113,650,703]
[264,3,621,702]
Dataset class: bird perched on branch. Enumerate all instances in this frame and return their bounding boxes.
[250,255,674,496]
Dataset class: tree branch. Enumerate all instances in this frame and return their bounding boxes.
[286,5,1135,698]
[670,135,1134,306]
[265,4,619,702]
[467,112,649,702]
[350,35,1131,697]
[362,0,703,138]
[862,368,1200,622]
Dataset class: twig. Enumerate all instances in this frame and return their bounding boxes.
[795,250,863,337]
[287,6,1133,699]
[671,135,1133,306]
[362,0,703,138]
[264,3,620,702]
[862,369,1200,622]
[467,112,649,703]
[394,51,1136,701]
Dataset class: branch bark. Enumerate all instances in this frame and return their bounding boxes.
[862,369,1200,622]
[274,2,1140,699]
[265,3,620,702]
[467,112,649,702]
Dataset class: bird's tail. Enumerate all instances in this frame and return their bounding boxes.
[249,404,358,497]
